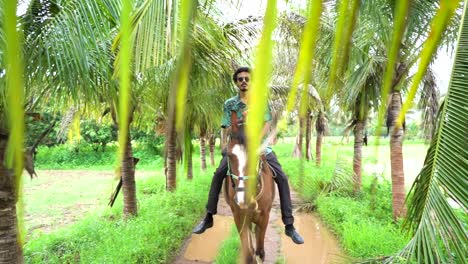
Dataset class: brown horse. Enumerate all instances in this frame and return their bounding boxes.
[224,111,275,264]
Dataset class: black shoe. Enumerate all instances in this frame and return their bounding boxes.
[285,228,304,244]
[192,218,213,234]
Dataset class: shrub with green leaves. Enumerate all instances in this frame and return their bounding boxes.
[80,120,117,152]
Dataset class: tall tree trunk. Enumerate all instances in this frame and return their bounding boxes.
[389,91,406,219]
[166,120,177,191]
[121,131,137,217]
[353,119,366,193]
[209,134,215,167]
[111,107,137,217]
[315,111,325,166]
[199,128,207,171]
[187,146,193,180]
[0,137,22,263]
[316,133,323,166]
[305,110,313,161]
[292,117,304,158]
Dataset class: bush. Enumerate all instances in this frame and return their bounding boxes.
[25,113,62,148]
[80,120,117,152]
[35,142,163,170]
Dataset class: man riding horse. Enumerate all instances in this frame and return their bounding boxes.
[192,67,304,245]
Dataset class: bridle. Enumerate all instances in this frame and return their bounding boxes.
[226,133,266,202]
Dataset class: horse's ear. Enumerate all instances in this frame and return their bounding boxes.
[230,110,238,132]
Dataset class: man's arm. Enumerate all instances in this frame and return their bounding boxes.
[261,121,271,140]
[221,127,230,151]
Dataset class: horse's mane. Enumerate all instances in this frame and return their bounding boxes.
[230,124,248,146]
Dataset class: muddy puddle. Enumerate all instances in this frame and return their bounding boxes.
[278,213,342,264]
[175,205,342,263]
[183,215,233,262]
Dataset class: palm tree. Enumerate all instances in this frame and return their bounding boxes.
[22,0,145,217]
[1,0,28,261]
[321,0,459,216]
[339,40,383,192]
[138,9,241,190]
[358,0,460,218]
[387,4,468,262]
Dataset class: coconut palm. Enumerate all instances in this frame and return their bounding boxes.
[359,0,460,218]
[385,5,468,262]
[21,0,145,217]
[137,9,242,189]
[319,0,460,214]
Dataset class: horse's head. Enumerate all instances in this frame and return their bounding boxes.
[227,110,252,209]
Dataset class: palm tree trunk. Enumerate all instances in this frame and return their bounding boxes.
[315,111,325,166]
[121,131,137,217]
[199,128,207,171]
[305,111,312,161]
[316,133,323,166]
[292,117,304,158]
[389,91,406,219]
[187,146,193,180]
[0,137,22,263]
[353,119,366,193]
[209,134,215,167]
[166,121,177,191]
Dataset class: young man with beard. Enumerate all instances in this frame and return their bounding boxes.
[192,67,304,244]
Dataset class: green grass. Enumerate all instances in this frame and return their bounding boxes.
[24,172,211,263]
[35,143,164,170]
[272,139,416,259]
[214,225,240,264]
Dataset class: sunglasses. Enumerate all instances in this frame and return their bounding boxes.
[237,77,250,83]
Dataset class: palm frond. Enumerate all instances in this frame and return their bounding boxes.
[418,68,439,141]
[388,5,468,263]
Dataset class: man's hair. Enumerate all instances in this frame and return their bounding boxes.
[232,67,251,82]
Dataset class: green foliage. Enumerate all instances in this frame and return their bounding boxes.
[316,194,408,258]
[80,120,117,152]
[35,143,163,170]
[25,113,61,147]
[214,225,240,264]
[130,128,165,155]
[274,142,409,259]
[24,174,211,264]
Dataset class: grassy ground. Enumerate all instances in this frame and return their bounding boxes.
[273,137,425,259]
[24,136,430,262]
[24,168,212,263]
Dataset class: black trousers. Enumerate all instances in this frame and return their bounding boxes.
[205,151,294,225]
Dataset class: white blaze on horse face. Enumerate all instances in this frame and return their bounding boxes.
[232,144,247,205]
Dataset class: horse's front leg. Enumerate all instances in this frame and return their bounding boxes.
[255,212,270,261]
[233,212,255,264]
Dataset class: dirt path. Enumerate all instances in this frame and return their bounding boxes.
[173,186,342,264]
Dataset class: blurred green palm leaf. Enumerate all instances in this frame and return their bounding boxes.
[396,0,460,129]
[246,0,278,196]
[286,1,323,115]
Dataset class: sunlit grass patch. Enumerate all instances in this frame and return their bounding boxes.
[214,225,240,264]
[24,173,211,263]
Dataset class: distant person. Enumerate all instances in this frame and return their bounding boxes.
[192,67,304,244]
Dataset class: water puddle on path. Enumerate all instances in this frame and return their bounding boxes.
[278,213,342,264]
[182,215,233,262]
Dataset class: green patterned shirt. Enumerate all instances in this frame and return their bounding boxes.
[221,95,273,154]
